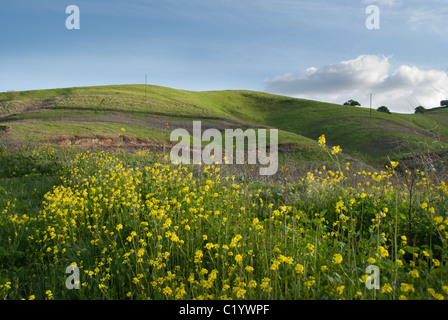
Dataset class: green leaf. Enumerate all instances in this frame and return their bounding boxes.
[404,246,420,254]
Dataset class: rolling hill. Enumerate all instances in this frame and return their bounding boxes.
[1,84,448,167]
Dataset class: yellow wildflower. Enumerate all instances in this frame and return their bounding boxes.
[400,283,415,293]
[428,288,445,300]
[390,161,399,168]
[332,254,343,265]
[378,246,389,258]
[409,270,419,279]
[318,134,326,147]
[235,254,243,264]
[336,285,345,295]
[295,263,305,274]
[194,250,203,264]
[245,266,254,273]
[45,290,54,300]
[137,248,145,258]
[163,286,172,297]
[331,145,342,154]
[381,283,393,294]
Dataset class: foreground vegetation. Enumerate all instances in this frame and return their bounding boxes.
[1,138,447,300]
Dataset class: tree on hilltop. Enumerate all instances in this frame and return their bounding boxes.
[414,106,426,114]
[343,99,360,106]
[377,106,391,114]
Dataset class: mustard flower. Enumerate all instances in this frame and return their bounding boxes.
[400,283,415,293]
[332,254,343,265]
[163,287,173,297]
[235,254,243,264]
[336,285,345,295]
[408,270,419,279]
[381,283,393,294]
[318,134,326,147]
[331,145,342,155]
[295,263,305,274]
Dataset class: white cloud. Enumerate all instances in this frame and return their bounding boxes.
[264,55,448,113]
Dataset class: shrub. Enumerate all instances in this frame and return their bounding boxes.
[377,106,391,114]
[343,99,361,106]
[414,106,426,114]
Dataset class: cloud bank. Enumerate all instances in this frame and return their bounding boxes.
[264,55,448,113]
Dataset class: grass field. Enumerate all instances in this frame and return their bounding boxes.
[2,84,448,163]
[1,141,447,300]
[1,85,448,300]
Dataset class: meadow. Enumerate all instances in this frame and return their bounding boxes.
[1,85,448,300]
[2,84,448,162]
[1,136,447,300]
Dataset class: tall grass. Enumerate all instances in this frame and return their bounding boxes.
[0,140,447,300]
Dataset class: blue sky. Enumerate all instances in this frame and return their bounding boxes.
[1,0,447,112]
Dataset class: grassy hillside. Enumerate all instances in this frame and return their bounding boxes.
[1,85,448,301]
[1,84,448,166]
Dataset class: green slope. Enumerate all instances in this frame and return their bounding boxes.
[1,84,448,163]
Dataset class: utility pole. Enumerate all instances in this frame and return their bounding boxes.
[370,93,372,117]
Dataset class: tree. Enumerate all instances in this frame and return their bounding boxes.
[343,99,361,106]
[377,106,391,114]
[441,100,448,107]
[414,106,426,114]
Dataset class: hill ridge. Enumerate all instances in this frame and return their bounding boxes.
[1,84,448,164]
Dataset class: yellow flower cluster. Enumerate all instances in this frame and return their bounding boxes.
[3,142,447,300]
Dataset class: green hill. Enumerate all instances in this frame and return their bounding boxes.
[1,84,448,166]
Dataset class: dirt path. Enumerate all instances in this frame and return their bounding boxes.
[47,106,225,121]
[41,134,300,154]
[41,134,172,152]
[0,97,64,122]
